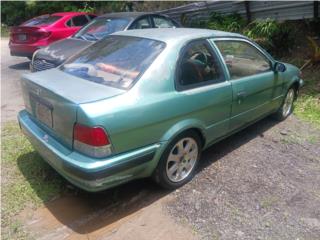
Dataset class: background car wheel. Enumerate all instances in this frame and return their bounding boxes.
[153,130,202,189]
[273,87,296,120]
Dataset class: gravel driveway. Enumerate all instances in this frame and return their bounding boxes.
[167,116,320,240]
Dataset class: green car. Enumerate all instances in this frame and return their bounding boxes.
[18,28,303,191]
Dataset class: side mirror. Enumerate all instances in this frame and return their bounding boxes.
[274,62,286,72]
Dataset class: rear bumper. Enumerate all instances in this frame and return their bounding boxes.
[18,110,163,192]
[9,41,47,57]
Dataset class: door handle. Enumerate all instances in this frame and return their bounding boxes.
[237,91,247,104]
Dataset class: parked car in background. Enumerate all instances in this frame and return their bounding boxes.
[30,12,179,72]
[18,28,303,192]
[9,12,96,59]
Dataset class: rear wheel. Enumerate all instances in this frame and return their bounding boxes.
[153,131,201,189]
[274,87,296,120]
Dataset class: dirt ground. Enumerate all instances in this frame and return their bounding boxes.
[168,116,320,240]
[1,37,320,240]
[16,116,320,240]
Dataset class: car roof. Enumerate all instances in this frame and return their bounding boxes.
[112,28,246,43]
[97,11,161,19]
[52,12,90,17]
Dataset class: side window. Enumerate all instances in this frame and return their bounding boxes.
[72,15,89,27]
[153,16,175,28]
[177,41,224,89]
[130,17,151,29]
[66,19,73,27]
[215,40,271,80]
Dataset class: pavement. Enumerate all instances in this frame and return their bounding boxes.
[1,38,28,123]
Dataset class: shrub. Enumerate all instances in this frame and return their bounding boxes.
[244,18,296,56]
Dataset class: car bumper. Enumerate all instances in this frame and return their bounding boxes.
[18,110,163,192]
[9,42,46,57]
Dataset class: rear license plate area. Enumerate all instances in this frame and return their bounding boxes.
[18,34,27,41]
[30,94,53,128]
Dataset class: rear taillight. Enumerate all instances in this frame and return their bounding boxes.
[73,123,112,158]
[33,30,51,41]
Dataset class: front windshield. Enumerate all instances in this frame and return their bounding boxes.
[60,36,166,89]
[73,18,130,41]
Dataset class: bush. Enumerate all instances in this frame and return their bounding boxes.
[244,18,296,56]
[207,12,246,33]
[188,13,296,56]
[190,12,246,33]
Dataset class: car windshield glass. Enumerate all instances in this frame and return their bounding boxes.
[22,15,61,26]
[60,36,166,89]
[74,18,130,41]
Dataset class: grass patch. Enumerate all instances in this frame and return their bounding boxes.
[281,58,320,128]
[1,24,10,38]
[1,122,67,239]
[294,66,320,128]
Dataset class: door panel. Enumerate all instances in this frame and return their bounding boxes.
[175,39,232,144]
[214,39,280,131]
[175,82,232,144]
[230,71,276,131]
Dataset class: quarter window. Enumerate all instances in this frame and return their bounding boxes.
[215,40,271,80]
[153,16,175,28]
[72,15,89,26]
[130,17,151,29]
[177,41,224,89]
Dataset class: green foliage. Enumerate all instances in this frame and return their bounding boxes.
[190,12,246,33]
[244,18,296,56]
[244,18,279,39]
[207,12,246,33]
[188,13,296,56]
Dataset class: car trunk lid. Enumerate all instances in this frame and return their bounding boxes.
[21,69,125,149]
[10,26,50,44]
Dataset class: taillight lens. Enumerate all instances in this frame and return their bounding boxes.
[73,123,112,158]
[35,30,51,40]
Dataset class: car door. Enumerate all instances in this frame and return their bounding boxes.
[175,39,232,144]
[213,39,281,131]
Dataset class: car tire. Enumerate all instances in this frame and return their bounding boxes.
[273,87,296,121]
[153,130,202,190]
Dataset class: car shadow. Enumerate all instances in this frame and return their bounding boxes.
[17,116,278,235]
[9,61,30,70]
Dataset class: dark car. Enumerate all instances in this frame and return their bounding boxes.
[30,12,179,72]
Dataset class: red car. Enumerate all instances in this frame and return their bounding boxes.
[9,12,96,59]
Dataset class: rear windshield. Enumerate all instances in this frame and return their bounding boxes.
[73,18,130,41]
[60,36,166,89]
[22,15,61,26]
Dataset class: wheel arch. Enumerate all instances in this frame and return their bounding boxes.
[160,119,207,149]
[287,77,300,100]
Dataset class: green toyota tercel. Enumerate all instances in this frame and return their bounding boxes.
[18,28,303,191]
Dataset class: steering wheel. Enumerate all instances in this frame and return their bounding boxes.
[191,52,208,66]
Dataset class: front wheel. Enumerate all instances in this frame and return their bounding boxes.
[274,87,296,120]
[153,131,201,189]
